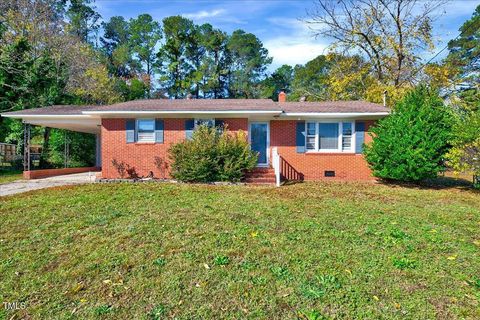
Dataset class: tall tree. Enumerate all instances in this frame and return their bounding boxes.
[306,0,446,87]
[261,65,294,101]
[199,24,229,98]
[446,5,480,111]
[66,0,101,45]
[101,16,140,78]
[290,55,330,101]
[129,14,162,97]
[158,15,194,98]
[226,29,272,98]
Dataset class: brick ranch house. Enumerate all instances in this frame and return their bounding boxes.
[1,92,389,183]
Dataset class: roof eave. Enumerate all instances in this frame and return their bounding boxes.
[280,112,390,119]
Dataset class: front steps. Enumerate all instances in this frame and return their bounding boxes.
[244,167,276,184]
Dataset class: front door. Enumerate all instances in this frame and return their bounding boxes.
[250,122,269,166]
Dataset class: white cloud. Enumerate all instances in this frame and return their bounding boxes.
[264,17,331,69]
[265,38,329,67]
[183,9,226,20]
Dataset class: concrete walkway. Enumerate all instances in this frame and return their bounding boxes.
[0,172,96,197]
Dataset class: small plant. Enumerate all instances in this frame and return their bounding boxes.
[239,260,256,270]
[390,229,410,240]
[153,257,166,267]
[251,276,268,285]
[467,277,480,290]
[298,309,326,320]
[300,282,326,299]
[213,255,230,266]
[111,159,127,178]
[148,304,167,319]
[111,159,139,179]
[153,156,169,179]
[317,274,341,290]
[392,257,418,270]
[94,304,112,316]
[270,265,291,280]
[300,274,341,299]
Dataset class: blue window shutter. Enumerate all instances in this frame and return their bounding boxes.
[296,121,306,153]
[185,119,194,140]
[155,119,164,143]
[355,122,365,153]
[126,119,135,143]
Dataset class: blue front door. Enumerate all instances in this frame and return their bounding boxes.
[250,122,268,166]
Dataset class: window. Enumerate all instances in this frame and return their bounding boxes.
[306,122,316,150]
[305,121,354,152]
[342,122,353,151]
[319,123,339,150]
[136,119,155,142]
[194,119,214,129]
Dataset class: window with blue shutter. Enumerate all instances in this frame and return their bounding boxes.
[296,121,306,153]
[155,119,164,143]
[355,121,365,154]
[126,119,135,143]
[185,119,194,139]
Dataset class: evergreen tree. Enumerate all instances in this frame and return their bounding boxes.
[364,86,454,181]
[158,16,195,98]
[226,30,272,98]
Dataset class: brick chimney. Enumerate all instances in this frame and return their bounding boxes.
[278,90,286,103]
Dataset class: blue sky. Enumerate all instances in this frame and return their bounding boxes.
[95,0,479,71]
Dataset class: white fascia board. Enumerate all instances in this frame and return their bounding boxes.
[280,112,390,119]
[282,112,390,117]
[81,110,282,115]
[1,114,91,119]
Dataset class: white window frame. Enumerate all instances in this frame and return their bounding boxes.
[305,120,356,153]
[136,119,155,142]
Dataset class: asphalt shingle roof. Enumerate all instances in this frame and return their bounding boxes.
[2,99,389,116]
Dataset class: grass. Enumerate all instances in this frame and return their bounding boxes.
[0,181,479,319]
[0,170,23,184]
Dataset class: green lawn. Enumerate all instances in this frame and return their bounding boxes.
[0,170,23,184]
[1,182,479,319]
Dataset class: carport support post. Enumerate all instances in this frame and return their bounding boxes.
[95,133,101,167]
[23,122,31,171]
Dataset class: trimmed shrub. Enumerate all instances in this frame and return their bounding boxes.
[364,85,453,182]
[168,125,257,182]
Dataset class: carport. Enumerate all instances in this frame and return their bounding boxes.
[1,105,101,179]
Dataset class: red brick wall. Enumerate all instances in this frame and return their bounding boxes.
[270,120,376,181]
[100,118,248,179]
[24,167,99,179]
[101,117,376,180]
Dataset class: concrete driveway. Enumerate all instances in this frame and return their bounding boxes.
[0,172,96,197]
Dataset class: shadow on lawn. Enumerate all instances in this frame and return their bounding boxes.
[378,175,478,192]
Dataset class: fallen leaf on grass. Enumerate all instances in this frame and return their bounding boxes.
[447,256,457,260]
[373,295,379,301]
[71,282,84,293]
